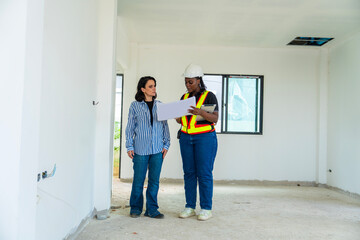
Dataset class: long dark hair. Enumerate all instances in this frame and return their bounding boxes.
[196,77,207,92]
[135,76,157,102]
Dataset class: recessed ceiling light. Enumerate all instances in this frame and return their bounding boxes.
[287,37,333,46]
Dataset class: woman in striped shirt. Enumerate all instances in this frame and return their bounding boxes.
[125,76,170,219]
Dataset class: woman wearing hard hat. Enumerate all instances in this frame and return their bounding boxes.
[176,64,219,221]
[126,76,170,219]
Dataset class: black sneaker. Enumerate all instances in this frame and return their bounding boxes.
[130,213,140,218]
[153,213,164,219]
[144,212,164,219]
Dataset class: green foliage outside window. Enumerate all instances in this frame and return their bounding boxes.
[114,121,121,151]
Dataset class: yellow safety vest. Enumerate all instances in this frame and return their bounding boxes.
[181,91,215,134]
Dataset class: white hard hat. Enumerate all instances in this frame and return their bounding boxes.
[183,64,204,78]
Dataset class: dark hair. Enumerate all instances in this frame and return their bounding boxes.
[196,77,207,92]
[135,76,157,102]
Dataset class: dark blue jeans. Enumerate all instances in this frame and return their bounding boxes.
[130,152,163,217]
[179,131,218,210]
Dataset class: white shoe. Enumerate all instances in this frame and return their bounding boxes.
[197,209,212,221]
[179,208,196,218]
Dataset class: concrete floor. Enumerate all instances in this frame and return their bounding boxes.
[76,178,360,240]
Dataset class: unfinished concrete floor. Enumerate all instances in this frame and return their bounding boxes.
[76,178,360,240]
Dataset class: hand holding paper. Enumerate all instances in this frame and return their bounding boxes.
[157,96,196,121]
[195,104,216,121]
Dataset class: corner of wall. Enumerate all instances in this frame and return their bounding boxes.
[316,48,329,184]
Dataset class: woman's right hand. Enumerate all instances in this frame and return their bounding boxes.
[127,150,134,159]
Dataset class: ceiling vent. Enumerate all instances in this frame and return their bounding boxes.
[287,37,333,46]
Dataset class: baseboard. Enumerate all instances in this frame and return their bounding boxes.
[213,179,317,187]
[120,177,316,186]
[120,178,359,199]
[318,184,360,201]
[64,208,96,240]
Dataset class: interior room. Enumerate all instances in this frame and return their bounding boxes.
[1,0,359,239]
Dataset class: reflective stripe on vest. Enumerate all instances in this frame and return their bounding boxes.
[181,91,215,134]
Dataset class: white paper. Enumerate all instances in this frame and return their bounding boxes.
[157,96,196,121]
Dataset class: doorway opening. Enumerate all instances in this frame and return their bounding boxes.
[113,74,123,178]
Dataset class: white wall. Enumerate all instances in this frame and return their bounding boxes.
[0,1,44,239]
[35,0,100,239]
[316,49,329,184]
[1,0,117,238]
[327,32,360,195]
[93,0,117,215]
[120,44,321,182]
[0,1,29,239]
[120,43,138,176]
[116,17,130,72]
[18,1,45,240]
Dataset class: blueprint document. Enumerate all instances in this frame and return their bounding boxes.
[157,96,196,121]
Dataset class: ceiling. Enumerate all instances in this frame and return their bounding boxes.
[117,0,360,48]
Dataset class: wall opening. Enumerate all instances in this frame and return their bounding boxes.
[113,74,124,178]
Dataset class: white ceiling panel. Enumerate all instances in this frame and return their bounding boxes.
[117,0,360,48]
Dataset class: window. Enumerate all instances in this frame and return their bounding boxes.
[203,74,263,134]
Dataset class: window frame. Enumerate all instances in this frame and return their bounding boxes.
[204,73,264,135]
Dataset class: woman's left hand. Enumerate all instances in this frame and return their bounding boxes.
[188,106,203,115]
[188,106,219,123]
[162,148,168,159]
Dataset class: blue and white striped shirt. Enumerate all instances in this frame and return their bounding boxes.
[125,100,170,155]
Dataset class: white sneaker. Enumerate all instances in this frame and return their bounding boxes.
[197,209,212,221]
[179,208,196,218]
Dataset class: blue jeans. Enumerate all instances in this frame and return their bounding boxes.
[179,131,217,210]
[130,152,163,217]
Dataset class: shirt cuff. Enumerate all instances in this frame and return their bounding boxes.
[126,146,134,152]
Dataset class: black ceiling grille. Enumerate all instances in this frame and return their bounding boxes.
[287,37,333,46]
